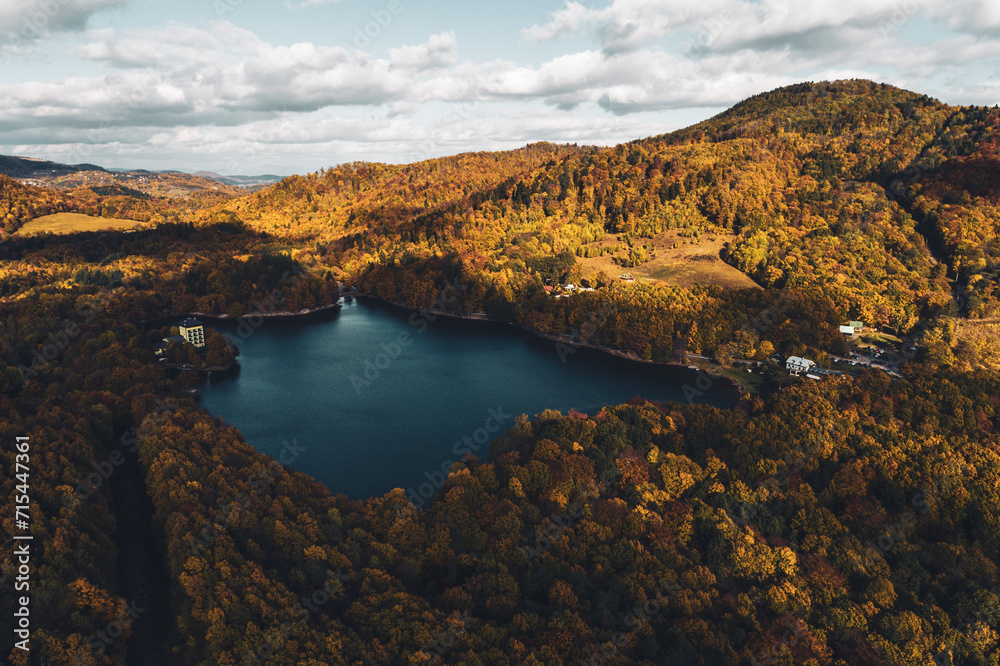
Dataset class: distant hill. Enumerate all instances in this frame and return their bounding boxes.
[0,155,276,195]
[193,171,285,187]
[0,164,245,235]
[84,183,152,200]
[0,174,84,234]
[0,155,107,178]
[0,157,250,209]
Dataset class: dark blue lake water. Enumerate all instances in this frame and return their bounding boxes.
[197,299,738,499]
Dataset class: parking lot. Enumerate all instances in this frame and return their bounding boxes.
[831,347,903,377]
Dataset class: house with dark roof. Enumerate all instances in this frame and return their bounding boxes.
[785,356,816,375]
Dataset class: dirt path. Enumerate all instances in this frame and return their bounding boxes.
[106,429,174,666]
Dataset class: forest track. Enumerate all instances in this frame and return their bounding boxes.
[105,425,174,666]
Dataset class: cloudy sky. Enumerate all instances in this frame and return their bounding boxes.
[2,0,999,175]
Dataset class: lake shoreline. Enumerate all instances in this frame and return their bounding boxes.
[141,302,341,326]
[160,293,744,400]
[353,293,746,400]
[197,293,743,498]
[186,302,342,320]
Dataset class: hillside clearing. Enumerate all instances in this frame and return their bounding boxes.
[955,319,1000,370]
[576,231,761,290]
[16,212,145,235]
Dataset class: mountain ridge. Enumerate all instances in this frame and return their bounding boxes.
[0,154,108,177]
[211,79,997,331]
[3,79,997,327]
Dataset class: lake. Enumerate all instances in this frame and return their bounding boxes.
[197,299,739,499]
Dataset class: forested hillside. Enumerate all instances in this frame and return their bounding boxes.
[201,80,998,366]
[131,370,1000,665]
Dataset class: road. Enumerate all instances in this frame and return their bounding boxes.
[828,353,904,378]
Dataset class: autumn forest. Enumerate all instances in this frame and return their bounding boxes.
[1,80,1000,665]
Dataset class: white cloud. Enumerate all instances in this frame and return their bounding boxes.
[388,32,458,69]
[522,0,725,51]
[5,0,1000,171]
[521,1,604,42]
[78,22,266,68]
[521,0,1000,56]
[0,0,127,47]
[868,34,1000,73]
[6,9,996,148]
[476,47,802,113]
[934,0,1000,34]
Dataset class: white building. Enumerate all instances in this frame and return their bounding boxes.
[179,318,205,348]
[786,356,816,375]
